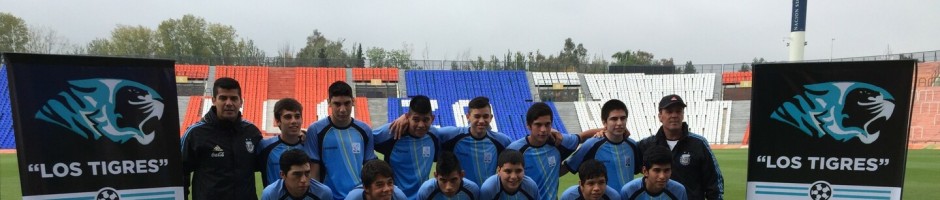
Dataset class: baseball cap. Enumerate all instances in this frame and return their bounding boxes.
[658,94,687,109]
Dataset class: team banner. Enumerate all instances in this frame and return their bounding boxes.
[747,60,915,200]
[3,53,184,199]
[791,0,807,31]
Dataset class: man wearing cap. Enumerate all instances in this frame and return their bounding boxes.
[638,94,724,200]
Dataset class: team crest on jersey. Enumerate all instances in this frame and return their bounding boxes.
[548,156,557,167]
[680,152,691,166]
[422,146,431,157]
[245,138,254,152]
[352,142,362,154]
[484,152,493,164]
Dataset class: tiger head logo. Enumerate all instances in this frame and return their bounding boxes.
[771,82,895,144]
[35,79,164,145]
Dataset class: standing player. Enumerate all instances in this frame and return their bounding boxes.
[479,150,540,200]
[416,151,480,200]
[388,96,513,186]
[181,77,262,200]
[305,81,377,200]
[261,149,333,200]
[373,95,441,199]
[345,160,409,200]
[259,98,306,186]
[563,99,642,190]
[621,146,688,200]
[507,102,579,200]
[638,95,723,200]
[560,160,621,200]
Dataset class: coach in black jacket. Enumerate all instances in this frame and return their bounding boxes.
[181,78,263,200]
[638,94,724,200]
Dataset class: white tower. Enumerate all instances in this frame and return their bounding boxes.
[788,0,808,61]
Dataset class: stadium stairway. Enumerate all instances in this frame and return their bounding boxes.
[728,100,750,144]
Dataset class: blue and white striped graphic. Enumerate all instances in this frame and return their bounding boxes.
[747,181,899,200]
[24,186,183,200]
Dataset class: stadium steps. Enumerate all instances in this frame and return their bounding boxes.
[177,96,190,125]
[368,98,389,127]
[728,100,751,144]
[553,102,583,135]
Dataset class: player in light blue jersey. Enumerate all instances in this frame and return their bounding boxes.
[563,99,642,190]
[388,96,512,186]
[507,102,579,200]
[479,149,539,200]
[560,160,620,200]
[345,160,408,200]
[261,149,333,200]
[373,95,441,199]
[305,81,377,200]
[260,98,306,186]
[621,146,688,200]
[417,151,480,200]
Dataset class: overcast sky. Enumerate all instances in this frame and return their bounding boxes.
[3,0,938,64]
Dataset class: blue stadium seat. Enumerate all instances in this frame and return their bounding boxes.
[0,65,16,149]
[389,70,567,141]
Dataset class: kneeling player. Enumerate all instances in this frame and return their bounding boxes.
[261,149,332,200]
[345,160,407,200]
[621,146,688,200]
[480,149,539,200]
[560,159,620,200]
[417,151,480,199]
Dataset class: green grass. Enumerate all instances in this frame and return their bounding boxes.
[2,149,938,199]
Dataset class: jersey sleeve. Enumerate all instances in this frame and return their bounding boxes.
[393,186,408,200]
[478,175,499,200]
[563,138,598,173]
[362,122,378,162]
[605,186,621,200]
[304,121,323,162]
[522,176,540,199]
[416,179,436,200]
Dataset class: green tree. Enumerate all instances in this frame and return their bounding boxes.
[296,30,348,66]
[356,44,365,67]
[157,14,211,60]
[611,50,657,66]
[683,61,697,74]
[0,12,30,52]
[86,25,159,57]
[366,47,388,67]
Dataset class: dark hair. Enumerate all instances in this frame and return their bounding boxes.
[643,146,673,168]
[328,81,353,99]
[601,99,628,121]
[409,95,432,115]
[579,159,607,182]
[526,102,553,126]
[362,159,394,186]
[213,77,242,97]
[436,151,461,176]
[279,149,311,174]
[468,96,490,110]
[497,149,524,167]
[274,98,302,122]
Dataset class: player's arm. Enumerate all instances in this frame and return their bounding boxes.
[310,162,321,182]
[701,143,724,200]
[180,128,198,199]
[388,114,409,140]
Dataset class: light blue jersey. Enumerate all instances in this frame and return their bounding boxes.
[373,123,442,199]
[416,178,480,200]
[506,134,579,200]
[259,136,305,186]
[438,126,512,185]
[563,137,641,190]
[559,185,621,200]
[261,179,333,200]
[479,174,539,200]
[305,117,376,200]
[620,178,688,200]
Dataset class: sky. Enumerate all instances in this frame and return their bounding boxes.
[3,0,939,64]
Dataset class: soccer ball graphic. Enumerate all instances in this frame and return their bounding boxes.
[96,188,120,200]
[809,181,832,200]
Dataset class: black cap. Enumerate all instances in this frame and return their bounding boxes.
[658,94,687,109]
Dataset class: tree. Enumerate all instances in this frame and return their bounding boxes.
[25,26,73,54]
[296,30,348,66]
[366,47,388,67]
[157,14,211,60]
[85,25,159,57]
[611,50,657,66]
[683,61,697,74]
[356,44,365,67]
[0,12,30,52]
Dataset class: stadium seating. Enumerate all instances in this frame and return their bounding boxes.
[175,64,210,80]
[390,70,567,140]
[0,65,14,149]
[180,96,207,136]
[217,66,269,134]
[721,72,752,85]
[532,72,580,86]
[352,68,399,82]
[580,73,731,144]
[294,67,347,125]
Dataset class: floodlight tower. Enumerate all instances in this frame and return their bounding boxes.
[788,0,808,61]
